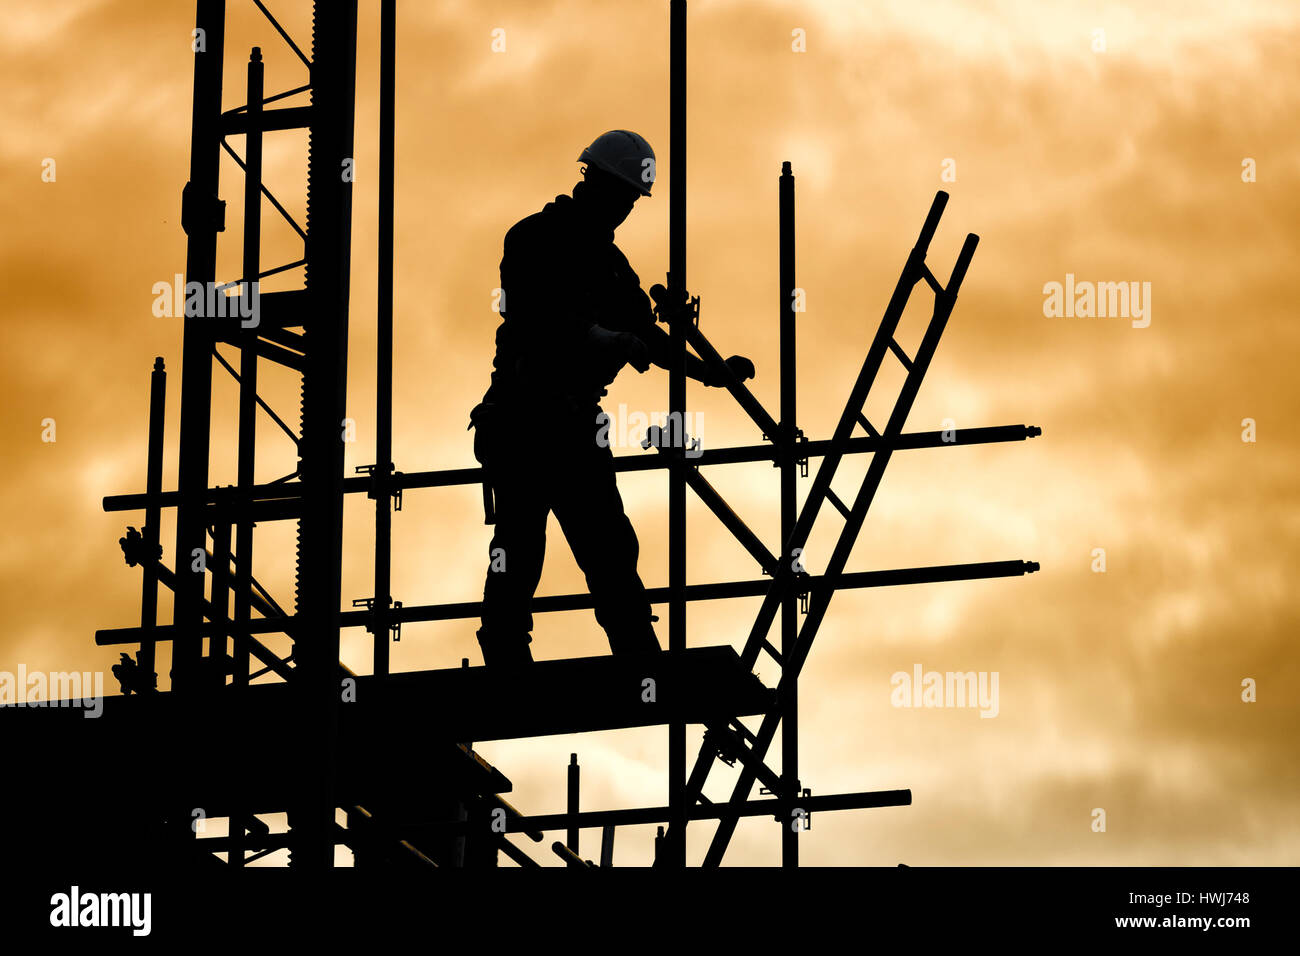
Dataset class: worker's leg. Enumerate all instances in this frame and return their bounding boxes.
[551,419,661,657]
[476,416,548,666]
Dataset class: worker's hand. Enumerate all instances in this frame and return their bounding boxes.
[706,355,755,387]
[726,355,755,382]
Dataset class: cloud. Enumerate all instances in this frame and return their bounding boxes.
[2,0,1297,866]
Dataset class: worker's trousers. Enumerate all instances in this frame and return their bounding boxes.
[472,402,659,655]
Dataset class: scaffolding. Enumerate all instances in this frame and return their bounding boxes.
[23,0,1041,868]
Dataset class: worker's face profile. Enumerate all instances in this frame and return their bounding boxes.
[608,192,638,229]
[582,167,641,231]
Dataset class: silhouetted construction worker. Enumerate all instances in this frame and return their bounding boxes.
[469,130,755,668]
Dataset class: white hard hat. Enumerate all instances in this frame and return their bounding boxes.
[578,130,655,197]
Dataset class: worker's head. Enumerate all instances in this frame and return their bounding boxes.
[574,130,654,231]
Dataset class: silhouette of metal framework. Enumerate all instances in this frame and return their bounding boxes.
[11,0,1040,868]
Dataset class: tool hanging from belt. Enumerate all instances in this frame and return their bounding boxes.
[468,402,496,524]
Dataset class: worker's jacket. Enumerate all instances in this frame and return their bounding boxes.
[479,193,658,418]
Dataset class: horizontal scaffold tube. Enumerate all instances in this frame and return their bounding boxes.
[101,424,1041,513]
[95,559,1038,645]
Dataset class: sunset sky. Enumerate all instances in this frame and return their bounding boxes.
[1,0,1297,866]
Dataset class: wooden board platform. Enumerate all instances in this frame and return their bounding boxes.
[342,645,774,742]
[0,647,772,829]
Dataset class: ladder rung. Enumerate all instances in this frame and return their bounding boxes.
[825,488,851,519]
[856,412,878,437]
[887,338,913,371]
[920,264,943,296]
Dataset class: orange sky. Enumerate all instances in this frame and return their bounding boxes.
[2,0,1297,866]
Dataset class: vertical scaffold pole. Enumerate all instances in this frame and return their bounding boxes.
[229,43,264,867]
[778,161,798,866]
[567,753,581,866]
[235,45,262,694]
[173,0,226,695]
[374,0,396,679]
[138,357,166,685]
[665,0,688,868]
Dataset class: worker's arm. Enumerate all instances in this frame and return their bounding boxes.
[586,318,734,385]
[632,315,752,387]
[638,322,731,383]
[640,282,755,386]
[596,251,756,385]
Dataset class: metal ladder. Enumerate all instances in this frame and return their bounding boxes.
[657,190,980,865]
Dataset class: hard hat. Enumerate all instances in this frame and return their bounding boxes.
[578,130,655,197]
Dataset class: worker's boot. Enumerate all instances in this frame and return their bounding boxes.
[476,628,534,671]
